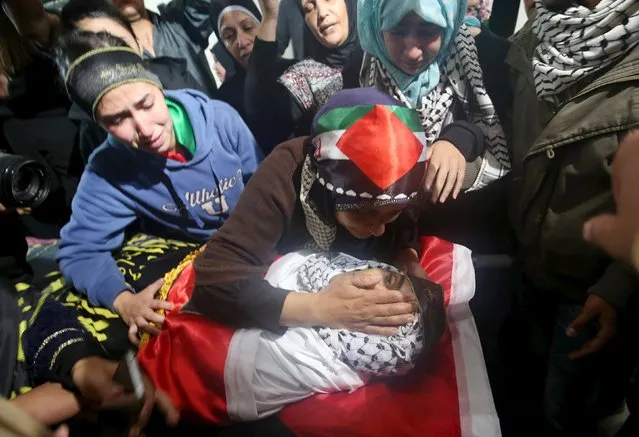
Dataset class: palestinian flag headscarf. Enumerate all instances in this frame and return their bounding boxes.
[301,87,427,250]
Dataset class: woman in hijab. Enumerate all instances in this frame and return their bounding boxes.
[246,0,485,200]
[210,0,295,153]
[184,87,430,336]
[358,4,517,410]
[57,0,215,163]
[242,0,360,154]
[209,0,264,116]
[358,0,511,195]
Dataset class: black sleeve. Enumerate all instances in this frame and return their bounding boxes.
[24,298,107,390]
[437,120,485,162]
[244,39,301,154]
[0,282,21,398]
[276,8,292,57]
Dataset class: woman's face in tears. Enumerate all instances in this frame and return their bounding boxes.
[382,12,444,75]
[220,11,260,68]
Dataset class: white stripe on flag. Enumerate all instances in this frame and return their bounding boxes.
[313,131,429,161]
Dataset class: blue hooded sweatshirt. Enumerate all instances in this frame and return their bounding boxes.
[57,89,262,310]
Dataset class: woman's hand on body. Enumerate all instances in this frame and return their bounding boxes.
[113,279,173,345]
[0,201,31,216]
[281,270,417,336]
[425,140,466,204]
[316,270,418,335]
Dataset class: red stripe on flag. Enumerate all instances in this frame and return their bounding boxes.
[137,264,235,425]
[279,237,461,437]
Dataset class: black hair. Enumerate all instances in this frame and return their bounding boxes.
[543,0,578,11]
[55,30,129,79]
[60,0,136,41]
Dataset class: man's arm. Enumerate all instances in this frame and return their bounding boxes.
[56,168,137,310]
[9,383,81,426]
[2,0,60,48]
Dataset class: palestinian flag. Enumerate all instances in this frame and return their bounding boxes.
[137,237,500,437]
[309,100,428,207]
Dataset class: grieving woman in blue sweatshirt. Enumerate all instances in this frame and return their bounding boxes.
[55,34,262,343]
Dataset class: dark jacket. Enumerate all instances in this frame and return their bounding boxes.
[508,22,639,308]
[150,0,219,97]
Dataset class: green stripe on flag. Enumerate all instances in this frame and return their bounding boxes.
[314,105,423,135]
[389,106,423,132]
[314,105,374,135]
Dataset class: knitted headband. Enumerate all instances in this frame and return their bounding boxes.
[65,47,163,120]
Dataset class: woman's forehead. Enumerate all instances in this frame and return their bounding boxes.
[394,11,440,28]
[221,10,258,29]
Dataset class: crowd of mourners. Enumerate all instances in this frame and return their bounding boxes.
[1,0,639,436]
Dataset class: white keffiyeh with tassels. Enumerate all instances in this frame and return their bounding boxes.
[532,0,639,102]
[360,25,510,191]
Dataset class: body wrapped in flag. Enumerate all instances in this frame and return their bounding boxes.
[137,238,500,437]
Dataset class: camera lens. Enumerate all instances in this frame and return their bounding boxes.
[0,152,51,208]
[12,165,46,202]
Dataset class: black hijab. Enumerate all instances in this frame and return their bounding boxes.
[297,0,360,70]
[209,0,263,116]
[209,0,263,53]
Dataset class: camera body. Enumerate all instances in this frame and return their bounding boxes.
[0,152,51,208]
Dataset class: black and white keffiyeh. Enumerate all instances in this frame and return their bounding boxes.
[300,156,336,252]
[533,0,639,102]
[360,25,510,191]
[297,253,423,377]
